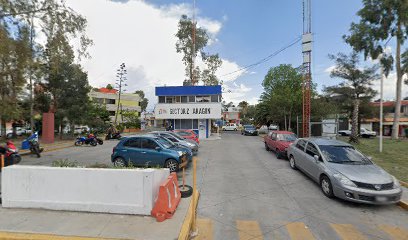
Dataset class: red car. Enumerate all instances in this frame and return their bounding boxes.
[173,130,200,144]
[264,131,297,159]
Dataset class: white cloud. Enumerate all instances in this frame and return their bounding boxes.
[324,65,335,74]
[222,82,252,105]
[63,0,243,110]
[372,73,408,101]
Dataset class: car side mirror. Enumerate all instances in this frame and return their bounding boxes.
[155,147,161,151]
[314,155,321,162]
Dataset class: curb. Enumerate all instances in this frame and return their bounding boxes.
[399,181,408,188]
[20,144,74,156]
[397,200,408,211]
[178,190,200,240]
[0,231,126,240]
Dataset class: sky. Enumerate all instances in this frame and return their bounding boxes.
[65,0,408,111]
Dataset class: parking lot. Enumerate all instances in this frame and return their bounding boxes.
[0,133,407,239]
[195,131,408,239]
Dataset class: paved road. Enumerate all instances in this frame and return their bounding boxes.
[194,132,408,240]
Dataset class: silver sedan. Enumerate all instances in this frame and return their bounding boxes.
[287,138,402,204]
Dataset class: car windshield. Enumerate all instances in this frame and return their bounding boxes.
[277,134,297,141]
[319,145,372,165]
[156,137,174,149]
[168,132,184,140]
[176,131,190,136]
[244,125,255,130]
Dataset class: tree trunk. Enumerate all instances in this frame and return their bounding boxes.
[349,99,360,143]
[392,22,402,140]
[0,118,6,140]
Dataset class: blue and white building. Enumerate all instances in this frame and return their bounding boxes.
[154,85,222,139]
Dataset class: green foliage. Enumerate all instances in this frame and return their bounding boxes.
[201,53,223,85]
[327,52,379,143]
[52,159,78,168]
[121,110,141,129]
[106,84,113,90]
[134,90,149,112]
[87,102,111,133]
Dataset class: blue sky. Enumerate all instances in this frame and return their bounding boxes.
[68,0,406,108]
[146,0,363,102]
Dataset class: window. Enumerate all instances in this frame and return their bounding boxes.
[296,139,306,151]
[193,119,198,129]
[181,119,192,129]
[196,96,210,102]
[211,95,219,102]
[141,139,158,149]
[271,133,277,140]
[175,119,181,129]
[159,96,165,103]
[166,96,174,103]
[109,111,116,116]
[124,138,141,148]
[305,143,319,157]
[175,96,181,103]
[107,99,115,104]
[181,96,188,103]
[188,96,195,102]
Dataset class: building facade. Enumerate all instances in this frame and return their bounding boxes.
[89,88,142,123]
[223,106,242,125]
[154,85,222,139]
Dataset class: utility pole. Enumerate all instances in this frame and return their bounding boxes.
[302,0,312,138]
[114,63,127,125]
[379,55,384,152]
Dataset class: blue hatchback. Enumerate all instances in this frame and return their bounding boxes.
[111,135,191,172]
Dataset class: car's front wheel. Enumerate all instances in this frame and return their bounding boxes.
[320,175,334,198]
[165,159,179,172]
[113,157,127,168]
[264,142,270,151]
[289,156,297,170]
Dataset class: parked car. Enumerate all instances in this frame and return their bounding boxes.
[5,127,29,138]
[268,125,279,130]
[111,135,190,172]
[150,131,199,155]
[241,125,258,136]
[258,125,269,134]
[338,128,377,138]
[173,129,200,144]
[287,138,402,204]
[264,131,297,159]
[222,123,238,131]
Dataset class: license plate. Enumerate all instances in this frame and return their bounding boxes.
[376,196,388,202]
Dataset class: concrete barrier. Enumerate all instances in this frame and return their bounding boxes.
[1,165,169,215]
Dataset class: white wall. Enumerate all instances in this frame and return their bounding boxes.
[1,166,169,215]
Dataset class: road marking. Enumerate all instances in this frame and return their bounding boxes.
[330,224,367,240]
[379,225,408,240]
[236,220,263,240]
[196,218,213,240]
[0,231,125,240]
[286,222,316,240]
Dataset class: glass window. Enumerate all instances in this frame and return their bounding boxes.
[211,95,219,102]
[296,139,306,151]
[181,96,188,103]
[156,137,174,148]
[175,119,181,129]
[181,119,192,129]
[277,134,297,141]
[107,99,115,104]
[196,96,210,102]
[319,145,372,164]
[141,139,159,149]
[175,96,181,103]
[193,119,198,129]
[124,138,141,148]
[166,96,174,103]
[158,96,165,103]
[109,111,116,116]
[305,143,319,157]
[188,96,195,102]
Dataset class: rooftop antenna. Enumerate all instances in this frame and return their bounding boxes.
[191,0,197,85]
[302,0,312,137]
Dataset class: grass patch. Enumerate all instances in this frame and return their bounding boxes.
[338,136,408,182]
[52,159,79,168]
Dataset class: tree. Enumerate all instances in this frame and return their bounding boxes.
[328,52,378,143]
[134,90,149,112]
[175,15,222,85]
[121,110,141,129]
[201,53,222,86]
[106,84,113,90]
[344,0,408,139]
[114,63,127,125]
[87,102,110,134]
[221,101,234,111]
[238,101,249,118]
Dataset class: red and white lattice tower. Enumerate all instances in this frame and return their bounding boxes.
[302,0,312,137]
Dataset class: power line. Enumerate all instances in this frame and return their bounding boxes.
[220,36,302,78]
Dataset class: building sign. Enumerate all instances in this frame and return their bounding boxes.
[154,103,222,119]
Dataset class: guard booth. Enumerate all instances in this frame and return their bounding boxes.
[154,85,222,139]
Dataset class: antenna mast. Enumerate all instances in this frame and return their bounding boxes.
[191,0,197,85]
[302,0,312,137]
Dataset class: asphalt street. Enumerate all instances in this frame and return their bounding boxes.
[194,131,408,240]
